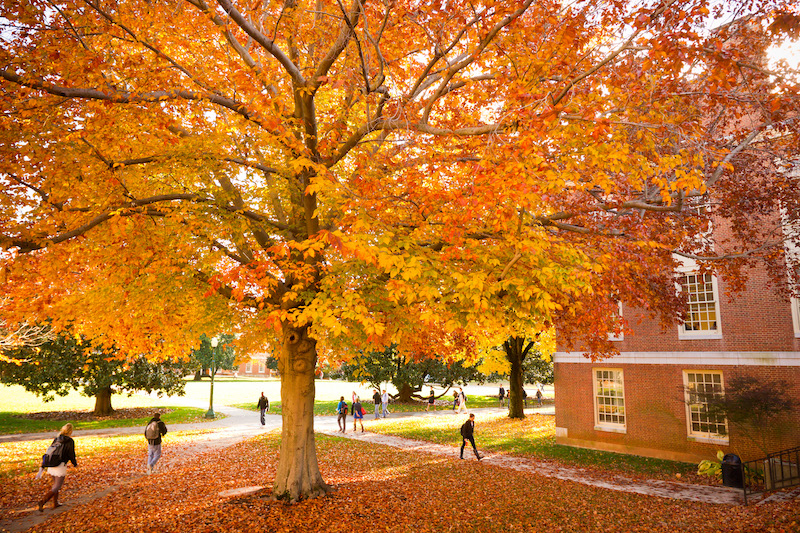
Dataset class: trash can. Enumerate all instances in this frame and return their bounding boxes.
[721,453,744,489]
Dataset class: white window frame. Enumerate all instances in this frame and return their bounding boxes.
[608,301,624,341]
[259,360,266,373]
[245,361,252,373]
[683,370,728,444]
[792,297,800,338]
[593,368,626,433]
[676,263,723,340]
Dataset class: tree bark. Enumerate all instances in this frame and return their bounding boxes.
[504,336,532,419]
[93,386,114,416]
[193,370,203,381]
[273,323,329,501]
[396,382,414,402]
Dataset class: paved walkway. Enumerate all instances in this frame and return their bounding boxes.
[0,402,771,533]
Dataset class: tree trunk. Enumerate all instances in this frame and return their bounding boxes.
[396,382,414,403]
[273,323,329,502]
[193,370,203,381]
[93,386,114,416]
[504,336,532,419]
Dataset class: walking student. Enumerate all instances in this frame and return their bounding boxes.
[257,392,269,426]
[459,414,482,461]
[381,389,389,418]
[426,388,435,412]
[352,396,365,432]
[337,396,348,433]
[37,423,78,511]
[372,389,381,419]
[457,387,468,414]
[144,413,168,474]
[498,385,506,407]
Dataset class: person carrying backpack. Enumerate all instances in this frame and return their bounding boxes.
[37,423,77,511]
[336,396,348,433]
[144,413,168,474]
[459,414,482,461]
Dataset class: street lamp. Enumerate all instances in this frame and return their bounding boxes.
[205,336,218,419]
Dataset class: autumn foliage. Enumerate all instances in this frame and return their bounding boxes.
[1,0,799,499]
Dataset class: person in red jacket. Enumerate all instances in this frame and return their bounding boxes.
[459,414,482,461]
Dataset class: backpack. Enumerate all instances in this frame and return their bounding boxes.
[341,405,348,415]
[42,437,65,468]
[145,420,160,440]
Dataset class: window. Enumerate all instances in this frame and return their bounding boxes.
[679,272,722,339]
[608,301,624,341]
[684,371,728,443]
[259,361,266,373]
[792,297,800,338]
[245,361,252,373]
[594,369,625,432]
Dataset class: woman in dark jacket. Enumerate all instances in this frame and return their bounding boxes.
[38,423,77,511]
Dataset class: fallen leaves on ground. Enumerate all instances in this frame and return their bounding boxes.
[15,408,177,422]
[7,432,799,533]
[0,430,210,520]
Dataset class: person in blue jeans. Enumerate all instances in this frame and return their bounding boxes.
[144,413,168,474]
[336,396,348,433]
[372,390,381,419]
[381,389,389,418]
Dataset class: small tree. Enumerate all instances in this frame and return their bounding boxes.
[703,376,798,455]
[188,334,237,378]
[0,332,190,415]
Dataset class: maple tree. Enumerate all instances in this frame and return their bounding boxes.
[1,0,798,501]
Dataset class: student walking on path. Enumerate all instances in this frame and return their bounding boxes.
[459,414,482,461]
[456,388,468,414]
[257,392,269,426]
[144,413,168,474]
[37,423,78,511]
[381,389,389,418]
[426,388,435,412]
[337,396,348,433]
[498,385,506,407]
[372,389,381,419]
[352,397,365,432]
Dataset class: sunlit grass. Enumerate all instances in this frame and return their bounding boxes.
[370,411,699,479]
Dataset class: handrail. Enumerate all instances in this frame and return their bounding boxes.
[742,445,800,505]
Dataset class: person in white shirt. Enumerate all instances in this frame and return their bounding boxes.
[381,389,389,418]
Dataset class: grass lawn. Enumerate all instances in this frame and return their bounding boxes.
[0,385,212,435]
[4,431,797,533]
[368,411,706,483]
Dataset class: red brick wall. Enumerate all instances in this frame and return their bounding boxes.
[555,362,800,462]
[612,266,800,353]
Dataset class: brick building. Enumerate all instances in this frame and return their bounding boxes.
[235,355,276,378]
[554,258,800,463]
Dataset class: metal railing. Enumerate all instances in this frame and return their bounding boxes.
[742,445,800,505]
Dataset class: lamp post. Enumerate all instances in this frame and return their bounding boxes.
[205,336,218,419]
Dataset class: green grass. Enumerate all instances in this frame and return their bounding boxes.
[0,407,212,435]
[370,411,699,480]
[0,384,214,435]
[230,395,503,415]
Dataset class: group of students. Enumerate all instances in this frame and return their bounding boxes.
[34,413,168,512]
[498,385,543,407]
[336,394,367,432]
